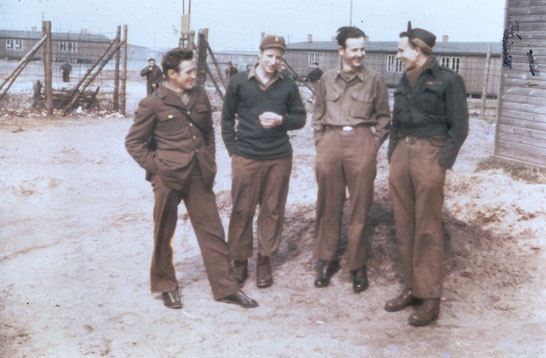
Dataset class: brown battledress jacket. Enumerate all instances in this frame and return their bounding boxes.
[125,82,217,191]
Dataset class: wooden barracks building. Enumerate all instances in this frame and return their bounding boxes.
[285,34,502,97]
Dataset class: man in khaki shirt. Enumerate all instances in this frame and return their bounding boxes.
[311,26,390,292]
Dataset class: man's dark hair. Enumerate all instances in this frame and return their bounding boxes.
[313,62,319,66]
[148,58,156,62]
[336,26,366,49]
[161,48,194,75]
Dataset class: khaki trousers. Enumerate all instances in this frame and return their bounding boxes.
[150,173,239,300]
[227,155,292,260]
[388,136,447,298]
[314,126,379,270]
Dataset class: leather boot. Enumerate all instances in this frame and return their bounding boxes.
[384,288,418,312]
[232,259,248,287]
[408,298,440,326]
[256,255,273,288]
[314,260,340,288]
[351,266,369,293]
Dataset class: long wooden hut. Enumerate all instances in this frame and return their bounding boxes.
[494,0,546,167]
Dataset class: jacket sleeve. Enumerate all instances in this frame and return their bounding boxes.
[439,74,469,169]
[140,67,150,77]
[280,79,306,131]
[311,77,327,145]
[125,98,158,173]
[200,89,216,161]
[373,76,391,146]
[221,77,238,156]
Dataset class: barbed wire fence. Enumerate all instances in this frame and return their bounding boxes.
[1,24,501,122]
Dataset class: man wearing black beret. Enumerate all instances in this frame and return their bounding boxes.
[385,22,468,326]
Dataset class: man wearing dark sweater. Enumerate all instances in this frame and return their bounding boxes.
[222,35,306,289]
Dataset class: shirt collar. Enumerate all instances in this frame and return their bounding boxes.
[248,63,284,80]
[336,65,366,82]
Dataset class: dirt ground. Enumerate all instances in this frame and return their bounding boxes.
[1,83,545,358]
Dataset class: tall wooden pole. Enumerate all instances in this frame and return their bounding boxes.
[120,25,128,116]
[196,28,208,88]
[113,26,121,111]
[43,21,53,116]
[480,45,492,121]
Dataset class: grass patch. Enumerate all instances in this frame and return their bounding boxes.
[476,156,546,184]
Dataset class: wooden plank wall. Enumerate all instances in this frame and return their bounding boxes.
[494,0,546,168]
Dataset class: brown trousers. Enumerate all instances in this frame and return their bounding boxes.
[227,154,292,260]
[150,173,239,300]
[314,126,379,270]
[388,136,447,298]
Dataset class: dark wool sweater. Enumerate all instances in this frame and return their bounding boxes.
[221,71,306,160]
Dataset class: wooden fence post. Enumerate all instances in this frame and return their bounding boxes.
[480,45,492,121]
[114,26,121,111]
[120,25,128,116]
[0,35,47,100]
[43,21,53,116]
[196,29,208,88]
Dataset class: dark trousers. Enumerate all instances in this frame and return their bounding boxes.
[146,83,157,96]
[62,72,70,82]
[227,154,292,260]
[388,136,446,298]
[150,173,239,300]
[314,126,379,270]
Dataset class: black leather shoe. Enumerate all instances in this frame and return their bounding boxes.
[162,290,182,309]
[314,260,340,288]
[220,291,258,308]
[233,259,248,288]
[256,255,273,288]
[409,298,440,326]
[351,266,369,293]
[385,288,419,312]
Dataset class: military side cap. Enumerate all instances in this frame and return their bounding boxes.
[400,21,436,54]
[260,35,286,51]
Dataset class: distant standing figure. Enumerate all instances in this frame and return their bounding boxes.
[306,62,323,83]
[225,61,239,79]
[140,58,163,95]
[61,60,72,83]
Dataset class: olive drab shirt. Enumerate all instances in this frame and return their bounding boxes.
[311,66,391,145]
[388,57,469,169]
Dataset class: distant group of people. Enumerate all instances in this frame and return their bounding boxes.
[126,22,468,327]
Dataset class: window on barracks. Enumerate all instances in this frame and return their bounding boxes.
[387,55,403,73]
[308,52,319,67]
[441,57,460,73]
[60,41,78,53]
[6,39,23,50]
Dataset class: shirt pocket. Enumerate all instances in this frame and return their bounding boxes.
[326,90,341,102]
[156,112,187,136]
[420,83,445,114]
[349,92,373,119]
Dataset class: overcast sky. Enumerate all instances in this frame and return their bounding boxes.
[2,0,506,51]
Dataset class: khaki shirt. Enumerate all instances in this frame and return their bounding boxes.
[312,66,391,144]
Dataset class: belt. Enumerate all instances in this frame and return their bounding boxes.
[324,124,372,132]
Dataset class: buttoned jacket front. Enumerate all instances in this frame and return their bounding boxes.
[125,83,216,191]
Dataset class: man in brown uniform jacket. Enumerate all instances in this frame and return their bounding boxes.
[126,48,257,309]
[385,23,468,326]
[311,27,391,292]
